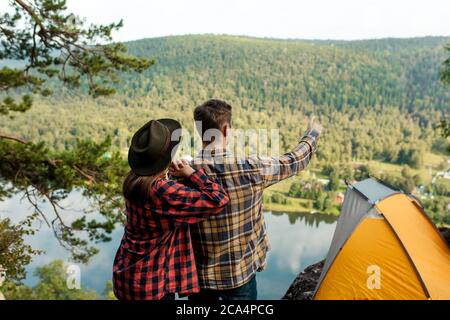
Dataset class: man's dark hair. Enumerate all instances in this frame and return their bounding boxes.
[194,99,232,138]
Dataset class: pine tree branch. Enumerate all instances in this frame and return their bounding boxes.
[72,165,96,183]
[24,188,51,228]
[1,0,147,263]
[13,0,48,36]
[1,133,98,183]
[0,133,27,144]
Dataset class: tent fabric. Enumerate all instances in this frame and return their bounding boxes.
[314,217,427,300]
[314,187,372,292]
[377,194,450,300]
[352,179,397,204]
[316,218,426,300]
[314,178,450,300]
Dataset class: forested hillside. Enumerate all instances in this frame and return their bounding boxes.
[2,35,448,165]
[0,34,449,256]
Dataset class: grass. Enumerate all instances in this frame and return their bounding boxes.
[263,188,341,216]
[358,152,448,185]
[424,152,447,167]
[263,189,310,212]
[267,177,296,193]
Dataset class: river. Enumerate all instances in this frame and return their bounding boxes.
[0,192,338,300]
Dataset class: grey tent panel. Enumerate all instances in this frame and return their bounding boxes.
[352,178,397,204]
[313,187,373,296]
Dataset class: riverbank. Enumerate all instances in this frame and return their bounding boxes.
[282,227,450,300]
[262,202,340,215]
[263,157,450,222]
[263,187,341,216]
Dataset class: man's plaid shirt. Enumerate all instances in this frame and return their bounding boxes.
[189,128,320,290]
[113,169,229,300]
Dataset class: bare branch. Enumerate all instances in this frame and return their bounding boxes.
[24,188,51,228]
[73,165,96,183]
[0,133,28,144]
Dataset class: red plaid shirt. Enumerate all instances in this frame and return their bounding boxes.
[112,169,229,300]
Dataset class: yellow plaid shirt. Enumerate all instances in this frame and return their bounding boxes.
[189,128,320,290]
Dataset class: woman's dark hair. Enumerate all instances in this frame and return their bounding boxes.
[123,170,161,203]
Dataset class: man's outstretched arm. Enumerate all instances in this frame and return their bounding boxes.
[255,118,322,188]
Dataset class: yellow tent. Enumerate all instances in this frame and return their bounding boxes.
[314,179,450,300]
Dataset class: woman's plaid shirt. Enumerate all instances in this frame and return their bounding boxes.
[189,128,320,290]
[112,169,229,300]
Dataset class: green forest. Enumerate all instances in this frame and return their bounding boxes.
[1,0,449,302]
[1,35,449,224]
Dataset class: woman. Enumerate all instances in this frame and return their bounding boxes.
[113,118,229,300]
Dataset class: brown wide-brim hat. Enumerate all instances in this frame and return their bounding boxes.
[128,118,182,176]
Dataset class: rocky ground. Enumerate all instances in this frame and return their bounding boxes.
[438,227,450,244]
[282,260,324,300]
[282,227,450,300]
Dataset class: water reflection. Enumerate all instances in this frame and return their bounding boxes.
[271,210,338,226]
[258,211,337,299]
[0,193,338,300]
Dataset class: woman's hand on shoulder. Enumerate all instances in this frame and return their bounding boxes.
[169,159,195,178]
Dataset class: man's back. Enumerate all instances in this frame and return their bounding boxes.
[190,129,319,290]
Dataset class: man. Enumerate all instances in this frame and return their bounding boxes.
[189,99,321,300]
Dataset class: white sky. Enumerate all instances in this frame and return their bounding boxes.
[3,0,450,41]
